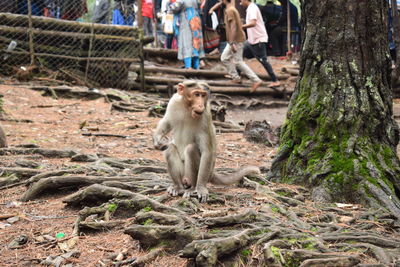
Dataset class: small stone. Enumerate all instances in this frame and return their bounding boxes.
[8,235,28,249]
[115,252,124,261]
[0,222,12,229]
[6,216,20,224]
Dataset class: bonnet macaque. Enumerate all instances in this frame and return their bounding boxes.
[153,80,260,202]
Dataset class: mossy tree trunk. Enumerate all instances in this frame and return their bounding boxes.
[269,0,400,219]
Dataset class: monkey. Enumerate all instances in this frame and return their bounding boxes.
[153,80,260,202]
[0,124,7,148]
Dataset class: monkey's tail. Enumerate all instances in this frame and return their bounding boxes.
[210,166,261,185]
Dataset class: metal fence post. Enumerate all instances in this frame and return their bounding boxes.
[85,25,95,84]
[140,33,145,91]
[27,0,35,65]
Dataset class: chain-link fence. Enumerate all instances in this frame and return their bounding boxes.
[0,0,147,89]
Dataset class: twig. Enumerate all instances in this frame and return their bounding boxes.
[24,213,76,221]
[0,181,27,190]
[81,133,129,138]
[0,118,34,123]
[48,88,58,99]
[31,103,80,108]
[0,213,18,220]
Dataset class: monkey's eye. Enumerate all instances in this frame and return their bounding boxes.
[194,93,201,97]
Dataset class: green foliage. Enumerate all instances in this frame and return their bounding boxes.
[303,242,316,250]
[107,203,118,212]
[271,246,281,259]
[142,219,153,225]
[142,206,152,212]
[270,204,280,213]
[254,229,269,235]
[240,249,252,259]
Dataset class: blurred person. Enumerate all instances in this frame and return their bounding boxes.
[171,0,205,69]
[61,0,88,20]
[112,1,126,25]
[112,0,134,25]
[240,0,280,87]
[202,0,220,53]
[208,0,227,53]
[160,0,177,49]
[142,0,155,37]
[17,0,44,16]
[93,0,111,24]
[269,0,299,56]
[259,0,282,36]
[220,0,262,92]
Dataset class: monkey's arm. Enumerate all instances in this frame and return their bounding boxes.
[195,128,216,202]
[153,118,172,150]
[195,150,214,202]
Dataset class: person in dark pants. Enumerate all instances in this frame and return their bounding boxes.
[269,0,299,56]
[240,0,280,88]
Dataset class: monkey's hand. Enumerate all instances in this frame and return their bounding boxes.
[195,186,209,203]
[153,135,169,151]
[167,185,184,196]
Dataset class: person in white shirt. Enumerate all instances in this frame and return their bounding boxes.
[240,0,280,87]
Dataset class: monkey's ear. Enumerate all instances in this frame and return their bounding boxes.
[177,83,185,95]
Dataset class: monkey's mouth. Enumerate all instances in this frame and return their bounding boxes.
[192,110,204,118]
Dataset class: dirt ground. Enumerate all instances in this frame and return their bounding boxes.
[2,56,400,267]
[0,72,281,266]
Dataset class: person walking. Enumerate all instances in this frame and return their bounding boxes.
[240,0,280,87]
[92,0,111,24]
[220,0,262,92]
[142,0,155,38]
[171,0,205,69]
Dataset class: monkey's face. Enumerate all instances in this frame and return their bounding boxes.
[185,88,209,119]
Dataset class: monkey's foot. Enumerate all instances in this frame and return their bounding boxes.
[183,188,195,198]
[195,186,209,203]
[167,185,184,196]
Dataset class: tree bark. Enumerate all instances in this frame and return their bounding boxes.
[269,0,400,219]
[391,0,400,87]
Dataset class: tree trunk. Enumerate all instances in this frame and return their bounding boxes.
[391,0,400,87]
[269,0,400,219]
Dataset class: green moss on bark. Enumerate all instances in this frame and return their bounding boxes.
[269,0,400,215]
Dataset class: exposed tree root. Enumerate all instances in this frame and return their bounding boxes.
[124,225,199,250]
[202,209,259,228]
[27,169,87,184]
[0,147,77,157]
[181,228,262,267]
[298,256,360,267]
[79,220,126,231]
[129,246,165,267]
[21,176,136,202]
[135,210,183,225]
[320,233,400,248]
[2,145,400,266]
[0,167,42,179]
